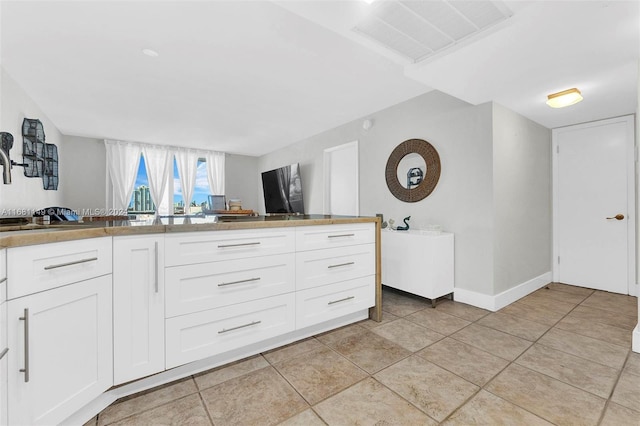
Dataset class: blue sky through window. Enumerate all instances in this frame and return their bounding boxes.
[134,156,212,207]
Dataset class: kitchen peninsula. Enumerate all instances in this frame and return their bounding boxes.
[0,215,380,425]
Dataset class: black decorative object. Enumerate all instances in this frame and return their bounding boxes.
[396,216,411,231]
[43,143,58,190]
[21,118,58,190]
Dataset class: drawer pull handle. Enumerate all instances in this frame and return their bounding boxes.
[218,320,262,334]
[218,277,261,287]
[19,308,29,383]
[154,242,159,293]
[0,347,8,361]
[328,296,355,305]
[328,262,355,269]
[218,242,261,249]
[44,257,98,270]
[0,277,6,284]
[328,234,355,239]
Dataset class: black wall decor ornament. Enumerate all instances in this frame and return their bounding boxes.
[21,118,58,190]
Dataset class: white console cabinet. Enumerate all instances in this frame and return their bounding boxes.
[382,230,454,305]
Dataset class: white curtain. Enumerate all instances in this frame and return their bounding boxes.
[175,149,200,215]
[142,145,172,216]
[205,151,225,196]
[105,140,141,214]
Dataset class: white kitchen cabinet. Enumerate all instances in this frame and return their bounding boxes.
[165,253,295,318]
[113,235,165,385]
[0,248,6,426]
[165,293,295,368]
[381,230,454,304]
[295,223,375,252]
[294,223,376,328]
[7,275,112,426]
[296,276,375,329]
[7,237,112,300]
[295,243,375,291]
[164,228,295,267]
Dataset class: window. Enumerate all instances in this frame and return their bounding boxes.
[128,155,156,214]
[129,155,213,215]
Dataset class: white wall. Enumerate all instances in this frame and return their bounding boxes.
[259,91,497,295]
[492,103,552,294]
[0,67,65,213]
[60,135,106,212]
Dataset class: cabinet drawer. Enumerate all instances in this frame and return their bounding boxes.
[296,276,375,329]
[165,293,295,368]
[7,237,112,299]
[165,253,295,317]
[165,228,295,267]
[296,243,375,290]
[295,223,375,252]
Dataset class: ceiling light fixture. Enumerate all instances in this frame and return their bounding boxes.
[142,48,159,57]
[546,88,583,108]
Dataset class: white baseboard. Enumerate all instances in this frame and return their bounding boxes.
[493,272,552,311]
[454,272,552,312]
[452,288,496,311]
[633,324,640,353]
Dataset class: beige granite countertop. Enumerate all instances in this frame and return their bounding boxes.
[0,215,379,249]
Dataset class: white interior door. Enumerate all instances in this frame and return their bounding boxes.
[324,141,359,216]
[554,115,635,294]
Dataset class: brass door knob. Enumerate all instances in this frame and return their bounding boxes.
[606,214,625,220]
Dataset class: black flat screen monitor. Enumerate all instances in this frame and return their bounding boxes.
[261,163,304,214]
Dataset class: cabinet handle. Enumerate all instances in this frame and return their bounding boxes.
[328,296,355,305]
[0,348,8,360]
[328,234,355,239]
[0,277,6,284]
[43,257,98,270]
[154,241,159,293]
[218,277,261,287]
[218,320,261,334]
[328,262,355,269]
[19,308,29,383]
[217,242,261,249]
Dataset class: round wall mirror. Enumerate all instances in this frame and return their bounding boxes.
[385,139,441,202]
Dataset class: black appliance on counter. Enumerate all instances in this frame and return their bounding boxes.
[33,206,79,222]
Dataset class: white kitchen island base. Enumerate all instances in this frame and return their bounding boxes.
[62,310,368,425]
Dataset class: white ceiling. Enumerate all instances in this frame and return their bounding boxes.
[1,1,638,156]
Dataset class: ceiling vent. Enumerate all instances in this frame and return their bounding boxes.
[352,0,512,63]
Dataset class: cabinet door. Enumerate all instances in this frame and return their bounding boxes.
[7,275,112,426]
[0,301,7,426]
[113,235,165,385]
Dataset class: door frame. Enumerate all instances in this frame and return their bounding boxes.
[552,115,636,295]
[323,140,359,216]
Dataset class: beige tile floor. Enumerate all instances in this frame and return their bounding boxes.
[88,284,640,425]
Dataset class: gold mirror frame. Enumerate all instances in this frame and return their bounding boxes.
[385,139,441,202]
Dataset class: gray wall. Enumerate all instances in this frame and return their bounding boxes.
[60,135,107,212]
[492,103,552,294]
[225,153,259,211]
[259,91,498,295]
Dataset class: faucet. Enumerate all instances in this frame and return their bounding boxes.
[0,148,11,184]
